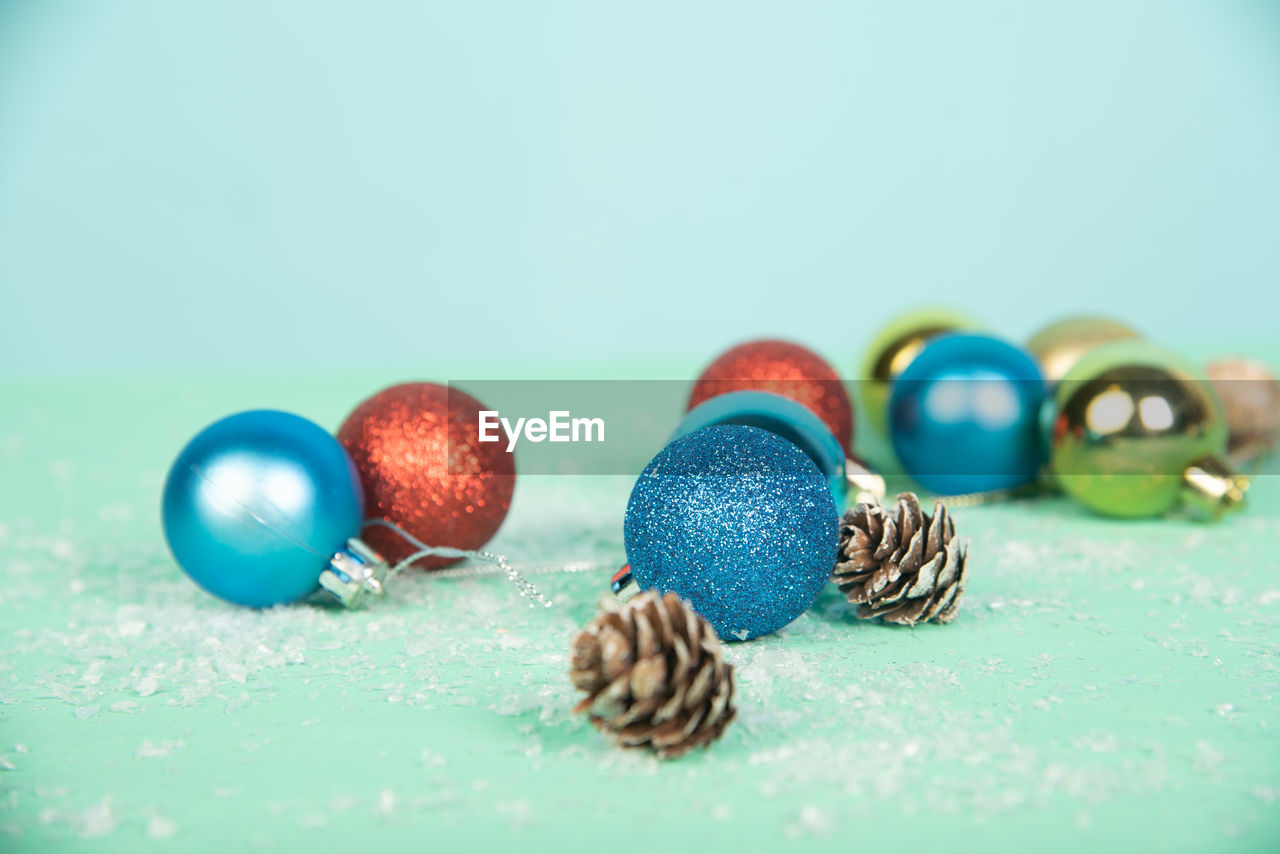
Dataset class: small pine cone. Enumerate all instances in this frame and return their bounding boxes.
[569,591,736,759]
[833,492,969,626]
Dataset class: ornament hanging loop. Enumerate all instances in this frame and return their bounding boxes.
[363,518,552,608]
[936,485,1037,509]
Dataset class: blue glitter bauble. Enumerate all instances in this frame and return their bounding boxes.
[889,333,1047,495]
[162,410,365,607]
[670,390,849,503]
[624,425,838,641]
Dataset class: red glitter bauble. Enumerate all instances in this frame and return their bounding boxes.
[687,339,854,453]
[337,383,515,570]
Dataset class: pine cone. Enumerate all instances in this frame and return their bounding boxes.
[569,591,736,759]
[833,492,968,626]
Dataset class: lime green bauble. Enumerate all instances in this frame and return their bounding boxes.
[859,307,981,434]
[1027,315,1141,385]
[1046,340,1246,519]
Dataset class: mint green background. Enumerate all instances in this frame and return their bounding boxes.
[3,2,1280,852]
[2,1,1280,377]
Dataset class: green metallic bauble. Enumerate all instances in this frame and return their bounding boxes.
[1027,315,1141,385]
[859,307,981,434]
[1046,340,1247,519]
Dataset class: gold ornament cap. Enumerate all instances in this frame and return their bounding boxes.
[1181,456,1250,520]
[844,455,886,507]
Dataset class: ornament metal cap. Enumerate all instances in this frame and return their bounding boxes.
[1181,456,1250,520]
[610,564,640,603]
[845,456,886,507]
[319,538,390,608]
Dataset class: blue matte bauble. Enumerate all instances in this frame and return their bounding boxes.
[624,425,839,641]
[162,410,365,607]
[889,333,1047,495]
[670,390,849,503]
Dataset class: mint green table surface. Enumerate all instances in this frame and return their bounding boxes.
[2,375,1278,853]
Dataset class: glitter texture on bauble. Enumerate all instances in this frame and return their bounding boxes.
[338,383,515,569]
[624,425,839,641]
[687,339,854,454]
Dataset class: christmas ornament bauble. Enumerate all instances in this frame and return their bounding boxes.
[624,425,838,641]
[162,410,385,608]
[672,390,848,502]
[1047,341,1248,519]
[1027,315,1141,385]
[338,383,515,569]
[687,339,854,453]
[889,334,1047,495]
[1206,357,1280,462]
[860,307,981,434]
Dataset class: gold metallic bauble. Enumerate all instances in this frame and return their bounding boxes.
[1027,315,1141,385]
[859,307,980,434]
[1046,341,1246,519]
[1205,357,1280,465]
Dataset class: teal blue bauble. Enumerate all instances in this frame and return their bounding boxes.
[671,390,848,503]
[889,334,1047,495]
[162,410,366,607]
[624,425,838,641]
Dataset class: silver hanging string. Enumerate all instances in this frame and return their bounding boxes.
[363,517,556,608]
[936,488,1023,509]
[428,561,604,579]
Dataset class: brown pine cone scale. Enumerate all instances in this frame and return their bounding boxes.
[570,591,736,759]
[834,492,969,626]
